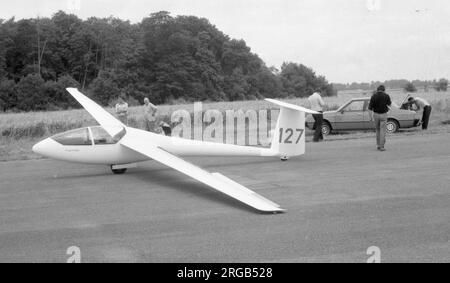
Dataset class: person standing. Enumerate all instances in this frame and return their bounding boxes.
[407,97,432,130]
[368,85,392,151]
[308,89,326,142]
[115,95,129,125]
[143,97,158,132]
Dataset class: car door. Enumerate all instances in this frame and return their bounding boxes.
[363,100,376,129]
[334,100,366,130]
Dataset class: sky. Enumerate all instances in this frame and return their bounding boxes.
[1,0,449,83]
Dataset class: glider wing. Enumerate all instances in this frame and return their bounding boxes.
[66,88,125,136]
[120,136,285,213]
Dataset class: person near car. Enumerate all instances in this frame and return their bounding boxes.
[407,97,431,130]
[368,85,392,151]
[143,97,158,132]
[308,89,326,142]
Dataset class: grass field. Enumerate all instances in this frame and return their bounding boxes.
[1,89,449,161]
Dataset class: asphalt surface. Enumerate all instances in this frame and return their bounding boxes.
[0,132,449,262]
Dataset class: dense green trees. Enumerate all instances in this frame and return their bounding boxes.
[0,11,335,112]
[0,79,16,111]
[15,74,47,111]
[279,62,334,97]
[436,78,448,92]
[404,82,417,92]
[335,79,449,92]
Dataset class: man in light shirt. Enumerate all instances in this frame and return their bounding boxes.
[407,97,431,130]
[143,97,158,132]
[115,95,129,125]
[308,89,326,142]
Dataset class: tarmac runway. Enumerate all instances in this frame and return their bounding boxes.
[0,132,449,262]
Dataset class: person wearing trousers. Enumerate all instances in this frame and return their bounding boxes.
[368,85,392,151]
[407,97,432,130]
[308,90,326,142]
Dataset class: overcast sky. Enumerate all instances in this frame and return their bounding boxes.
[1,0,449,83]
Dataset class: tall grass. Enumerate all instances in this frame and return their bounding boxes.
[0,90,449,140]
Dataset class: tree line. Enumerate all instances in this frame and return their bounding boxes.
[0,11,336,112]
[334,79,448,92]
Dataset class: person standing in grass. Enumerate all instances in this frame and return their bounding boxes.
[407,97,432,130]
[143,97,158,132]
[115,95,129,125]
[308,89,326,142]
[368,85,392,151]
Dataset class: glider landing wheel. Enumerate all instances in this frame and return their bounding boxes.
[281,156,289,161]
[111,165,127,175]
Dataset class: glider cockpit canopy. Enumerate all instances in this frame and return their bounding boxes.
[52,126,126,146]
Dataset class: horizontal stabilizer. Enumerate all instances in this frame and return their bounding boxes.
[265,98,320,114]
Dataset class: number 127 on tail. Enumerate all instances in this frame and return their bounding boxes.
[279,128,304,144]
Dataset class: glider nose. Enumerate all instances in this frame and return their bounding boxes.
[32,138,55,156]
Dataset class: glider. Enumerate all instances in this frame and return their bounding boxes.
[33,88,319,213]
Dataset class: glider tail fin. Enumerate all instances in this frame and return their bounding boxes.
[265,99,319,159]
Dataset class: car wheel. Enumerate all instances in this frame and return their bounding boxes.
[321,122,332,135]
[386,119,399,134]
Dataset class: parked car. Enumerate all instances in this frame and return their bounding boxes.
[306,98,421,135]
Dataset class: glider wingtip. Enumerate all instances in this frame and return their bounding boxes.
[66,87,80,96]
[261,207,286,214]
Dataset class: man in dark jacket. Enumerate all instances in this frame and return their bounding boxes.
[368,85,392,151]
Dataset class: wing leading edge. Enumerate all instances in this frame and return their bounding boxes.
[265,98,320,114]
[66,88,125,136]
[120,136,285,213]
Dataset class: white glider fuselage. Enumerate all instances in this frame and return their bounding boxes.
[33,126,278,166]
[32,88,320,213]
